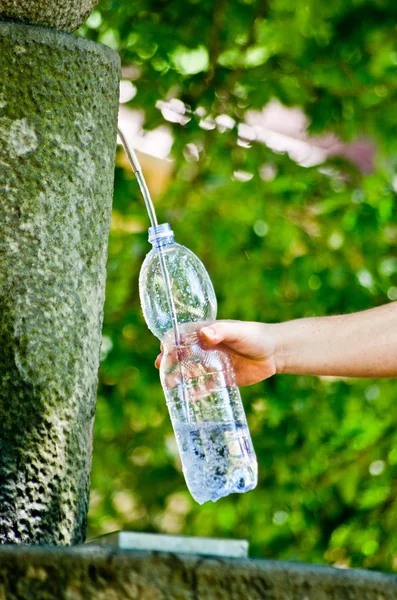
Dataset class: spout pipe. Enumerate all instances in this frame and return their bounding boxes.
[117,124,158,228]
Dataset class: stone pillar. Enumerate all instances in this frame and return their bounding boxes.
[0,15,120,543]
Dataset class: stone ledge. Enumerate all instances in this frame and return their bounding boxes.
[0,545,396,599]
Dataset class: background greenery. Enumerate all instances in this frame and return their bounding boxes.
[79,0,397,571]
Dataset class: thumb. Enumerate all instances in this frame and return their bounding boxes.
[200,324,223,345]
[200,321,245,346]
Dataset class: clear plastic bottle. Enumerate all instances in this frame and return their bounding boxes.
[139,223,217,339]
[139,223,258,504]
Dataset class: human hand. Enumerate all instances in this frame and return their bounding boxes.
[155,320,279,386]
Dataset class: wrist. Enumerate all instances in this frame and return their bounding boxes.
[271,323,287,374]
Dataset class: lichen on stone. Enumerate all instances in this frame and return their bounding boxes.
[9,118,38,156]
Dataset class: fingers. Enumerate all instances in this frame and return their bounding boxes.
[154,342,165,369]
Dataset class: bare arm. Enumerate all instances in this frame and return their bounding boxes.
[274,302,397,378]
[155,303,397,385]
[160,303,397,386]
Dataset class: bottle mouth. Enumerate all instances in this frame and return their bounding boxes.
[148,223,174,245]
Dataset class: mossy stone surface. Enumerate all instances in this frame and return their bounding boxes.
[0,546,396,599]
[0,0,99,32]
[0,22,120,544]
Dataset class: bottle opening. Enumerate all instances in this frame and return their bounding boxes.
[148,223,174,246]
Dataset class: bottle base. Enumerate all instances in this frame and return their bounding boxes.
[187,465,258,505]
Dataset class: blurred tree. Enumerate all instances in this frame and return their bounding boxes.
[79,0,397,572]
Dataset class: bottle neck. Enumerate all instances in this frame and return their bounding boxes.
[153,235,175,249]
[148,223,175,249]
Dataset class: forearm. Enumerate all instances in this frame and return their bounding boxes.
[273,302,397,378]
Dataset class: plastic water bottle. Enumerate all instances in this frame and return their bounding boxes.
[139,223,258,504]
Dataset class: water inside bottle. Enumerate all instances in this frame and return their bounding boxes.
[165,379,258,504]
[173,418,257,505]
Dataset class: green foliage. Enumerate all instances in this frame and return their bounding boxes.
[81,0,397,572]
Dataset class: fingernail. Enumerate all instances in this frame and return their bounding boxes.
[201,326,216,338]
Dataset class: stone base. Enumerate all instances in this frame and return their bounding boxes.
[0,546,396,599]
